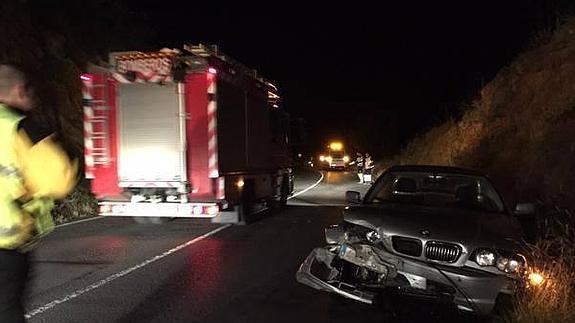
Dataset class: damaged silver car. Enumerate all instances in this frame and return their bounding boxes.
[297,165,529,315]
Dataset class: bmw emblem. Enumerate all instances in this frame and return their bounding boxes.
[420,229,431,237]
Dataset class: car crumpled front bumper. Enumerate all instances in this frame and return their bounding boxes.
[296,244,518,315]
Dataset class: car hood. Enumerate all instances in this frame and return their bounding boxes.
[343,203,524,251]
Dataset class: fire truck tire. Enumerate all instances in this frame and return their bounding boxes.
[239,180,255,223]
[279,174,289,206]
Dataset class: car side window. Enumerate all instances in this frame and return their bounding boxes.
[372,176,395,202]
[477,179,505,212]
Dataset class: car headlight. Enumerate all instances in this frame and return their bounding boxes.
[326,156,333,163]
[474,249,526,274]
[475,249,496,266]
[497,255,525,273]
[343,155,350,163]
[496,257,509,271]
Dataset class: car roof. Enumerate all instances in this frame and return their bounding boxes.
[384,165,487,177]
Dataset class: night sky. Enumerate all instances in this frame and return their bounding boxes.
[119,0,565,155]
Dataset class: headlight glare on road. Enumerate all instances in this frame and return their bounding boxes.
[475,249,496,266]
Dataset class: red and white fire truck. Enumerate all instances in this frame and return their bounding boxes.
[82,44,293,223]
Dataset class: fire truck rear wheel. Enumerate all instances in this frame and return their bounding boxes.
[239,180,255,223]
[279,174,290,206]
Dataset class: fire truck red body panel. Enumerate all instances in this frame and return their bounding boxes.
[86,74,121,197]
[83,45,292,221]
[186,73,212,198]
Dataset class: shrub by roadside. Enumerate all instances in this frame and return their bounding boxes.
[51,182,98,225]
[506,207,575,322]
[373,15,575,322]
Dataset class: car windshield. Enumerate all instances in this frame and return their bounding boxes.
[365,171,505,213]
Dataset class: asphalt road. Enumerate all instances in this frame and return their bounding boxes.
[24,170,480,323]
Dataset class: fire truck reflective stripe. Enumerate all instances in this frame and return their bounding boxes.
[112,72,173,84]
[207,82,216,95]
[208,101,217,113]
[206,73,219,179]
[208,155,217,168]
[218,177,225,199]
[208,118,216,132]
[112,72,130,83]
[208,135,216,149]
[82,76,95,179]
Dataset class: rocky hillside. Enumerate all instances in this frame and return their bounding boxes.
[383,16,575,210]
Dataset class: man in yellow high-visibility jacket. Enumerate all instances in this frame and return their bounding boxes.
[0,64,77,322]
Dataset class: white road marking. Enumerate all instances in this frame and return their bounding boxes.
[288,171,324,199]
[25,224,232,319]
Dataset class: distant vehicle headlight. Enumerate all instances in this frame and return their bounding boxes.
[343,155,350,163]
[326,156,333,163]
[475,249,496,266]
[319,155,325,162]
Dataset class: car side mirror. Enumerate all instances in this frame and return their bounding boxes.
[514,203,535,215]
[346,191,361,204]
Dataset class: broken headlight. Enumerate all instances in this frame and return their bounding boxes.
[343,224,378,243]
[366,230,381,243]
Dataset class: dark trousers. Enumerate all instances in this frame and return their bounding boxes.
[0,249,29,323]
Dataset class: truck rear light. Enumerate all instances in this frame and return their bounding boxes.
[205,205,219,216]
[81,74,93,81]
[208,67,217,74]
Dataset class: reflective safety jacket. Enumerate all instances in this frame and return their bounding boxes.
[0,104,77,250]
